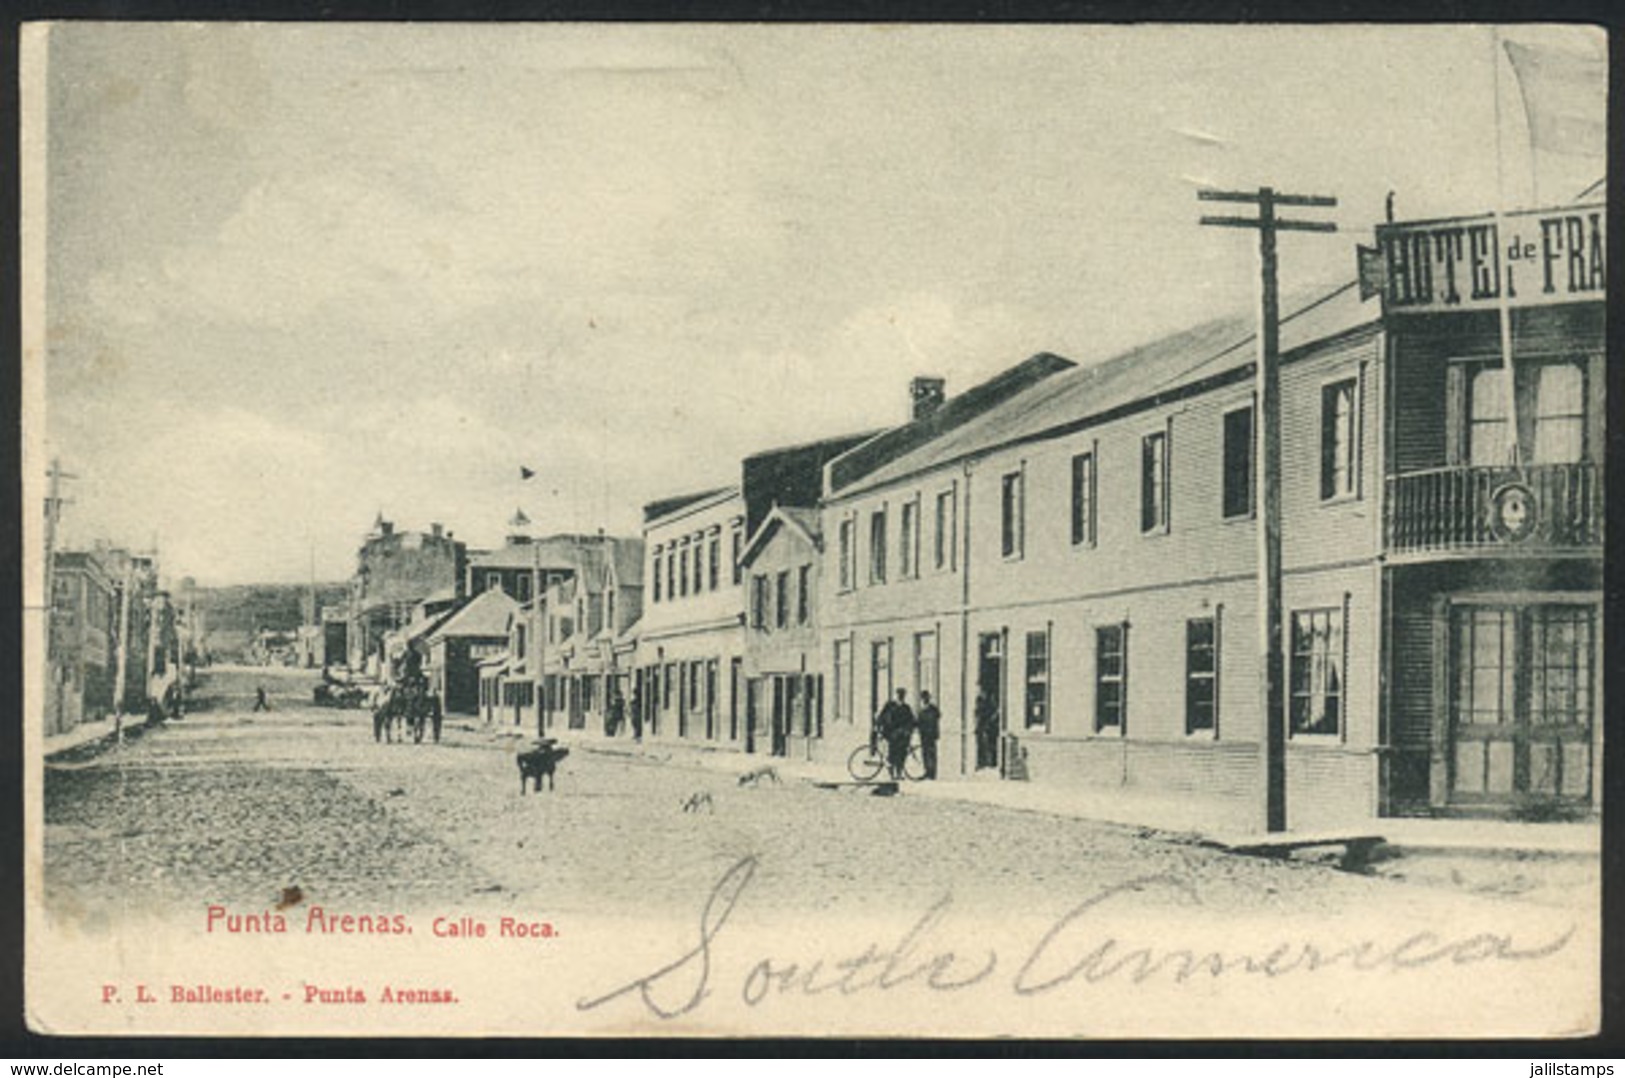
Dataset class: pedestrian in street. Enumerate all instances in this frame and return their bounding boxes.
[974,690,999,770]
[916,691,941,780]
[877,688,915,781]
[606,689,625,738]
[629,682,644,743]
[252,685,269,712]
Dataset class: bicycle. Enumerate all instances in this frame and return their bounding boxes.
[847,739,926,783]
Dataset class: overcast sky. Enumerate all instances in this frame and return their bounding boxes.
[32,22,1605,585]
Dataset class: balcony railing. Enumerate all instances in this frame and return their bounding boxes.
[1386,463,1602,555]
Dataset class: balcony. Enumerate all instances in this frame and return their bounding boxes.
[1386,463,1603,556]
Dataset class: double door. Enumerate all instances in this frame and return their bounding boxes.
[1449,603,1595,806]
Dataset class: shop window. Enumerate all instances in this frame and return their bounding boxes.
[1222,406,1253,519]
[1320,379,1360,499]
[1025,629,1050,730]
[1186,615,1218,735]
[1095,624,1126,733]
[1289,607,1344,736]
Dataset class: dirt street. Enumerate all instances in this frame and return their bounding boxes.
[44,667,1597,929]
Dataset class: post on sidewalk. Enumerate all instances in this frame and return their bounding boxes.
[1200,186,1337,833]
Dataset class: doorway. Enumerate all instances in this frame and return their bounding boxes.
[976,632,1004,771]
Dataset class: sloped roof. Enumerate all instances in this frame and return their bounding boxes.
[739,504,822,569]
[428,588,518,643]
[644,486,736,523]
[834,282,1375,500]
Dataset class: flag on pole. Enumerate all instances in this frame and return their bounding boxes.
[520,466,536,480]
[1503,40,1607,159]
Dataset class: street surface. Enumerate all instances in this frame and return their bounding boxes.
[44,667,1597,927]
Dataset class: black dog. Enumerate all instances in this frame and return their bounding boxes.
[518,743,569,794]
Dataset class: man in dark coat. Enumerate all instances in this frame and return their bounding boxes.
[916,691,942,780]
[876,688,915,781]
[974,690,999,770]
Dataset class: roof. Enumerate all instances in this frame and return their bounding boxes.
[833,281,1375,500]
[467,533,610,572]
[739,505,822,569]
[643,486,737,524]
[607,536,645,587]
[428,588,519,644]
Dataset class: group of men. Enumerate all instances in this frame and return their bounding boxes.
[872,687,941,780]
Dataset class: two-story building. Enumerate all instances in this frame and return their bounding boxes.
[45,550,118,735]
[1374,202,1604,819]
[738,506,824,759]
[347,517,466,675]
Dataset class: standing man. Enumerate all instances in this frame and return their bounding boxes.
[253,685,269,712]
[916,691,942,780]
[606,688,625,738]
[629,680,644,743]
[878,688,915,781]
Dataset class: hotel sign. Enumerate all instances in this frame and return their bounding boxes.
[1362,203,1605,314]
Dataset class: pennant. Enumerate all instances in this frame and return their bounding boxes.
[1504,40,1607,159]
[520,466,536,480]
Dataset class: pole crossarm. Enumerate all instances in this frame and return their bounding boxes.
[1199,188,1338,208]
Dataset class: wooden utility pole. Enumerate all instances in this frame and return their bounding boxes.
[1200,187,1337,833]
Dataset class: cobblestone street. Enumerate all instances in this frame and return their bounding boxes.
[46,667,1597,932]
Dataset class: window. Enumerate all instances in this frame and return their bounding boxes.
[731,527,743,586]
[838,518,855,591]
[679,542,690,597]
[933,489,955,571]
[1290,607,1344,736]
[1071,451,1096,546]
[665,549,676,602]
[900,500,919,578]
[708,535,720,591]
[1320,379,1360,499]
[797,565,810,626]
[774,570,789,630]
[751,574,769,629]
[1095,624,1126,733]
[651,547,663,602]
[832,639,852,721]
[869,509,888,585]
[1186,616,1218,735]
[1222,406,1253,519]
[870,638,893,717]
[692,542,704,594]
[1025,630,1050,730]
[1467,367,1509,466]
[514,623,527,661]
[1001,471,1024,558]
[663,662,674,710]
[1534,363,1585,464]
[1141,430,1168,532]
[913,630,938,704]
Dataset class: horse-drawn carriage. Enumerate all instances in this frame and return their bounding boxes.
[372,678,443,744]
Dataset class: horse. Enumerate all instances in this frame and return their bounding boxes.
[373,682,441,744]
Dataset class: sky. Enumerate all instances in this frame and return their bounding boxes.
[29,22,1606,586]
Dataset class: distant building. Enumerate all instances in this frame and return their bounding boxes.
[347,516,466,676]
[738,506,823,760]
[45,551,117,735]
[424,587,519,715]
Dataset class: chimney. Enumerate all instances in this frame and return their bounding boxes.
[909,376,946,421]
[431,522,443,540]
[380,520,394,537]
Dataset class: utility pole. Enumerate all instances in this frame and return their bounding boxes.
[113,556,134,715]
[1200,186,1337,834]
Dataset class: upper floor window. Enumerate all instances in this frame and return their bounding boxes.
[750,574,769,629]
[1024,629,1050,730]
[1320,379,1360,499]
[1534,363,1585,464]
[731,527,743,586]
[869,509,888,585]
[665,549,676,602]
[651,548,663,602]
[1071,451,1096,546]
[1141,430,1168,533]
[838,517,855,591]
[1001,471,1024,559]
[774,570,790,630]
[797,564,811,625]
[900,500,919,578]
[708,535,720,591]
[1222,406,1254,519]
[934,488,956,571]
[679,542,690,596]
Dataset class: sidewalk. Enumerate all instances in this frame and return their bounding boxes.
[43,712,155,760]
[568,733,1600,860]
